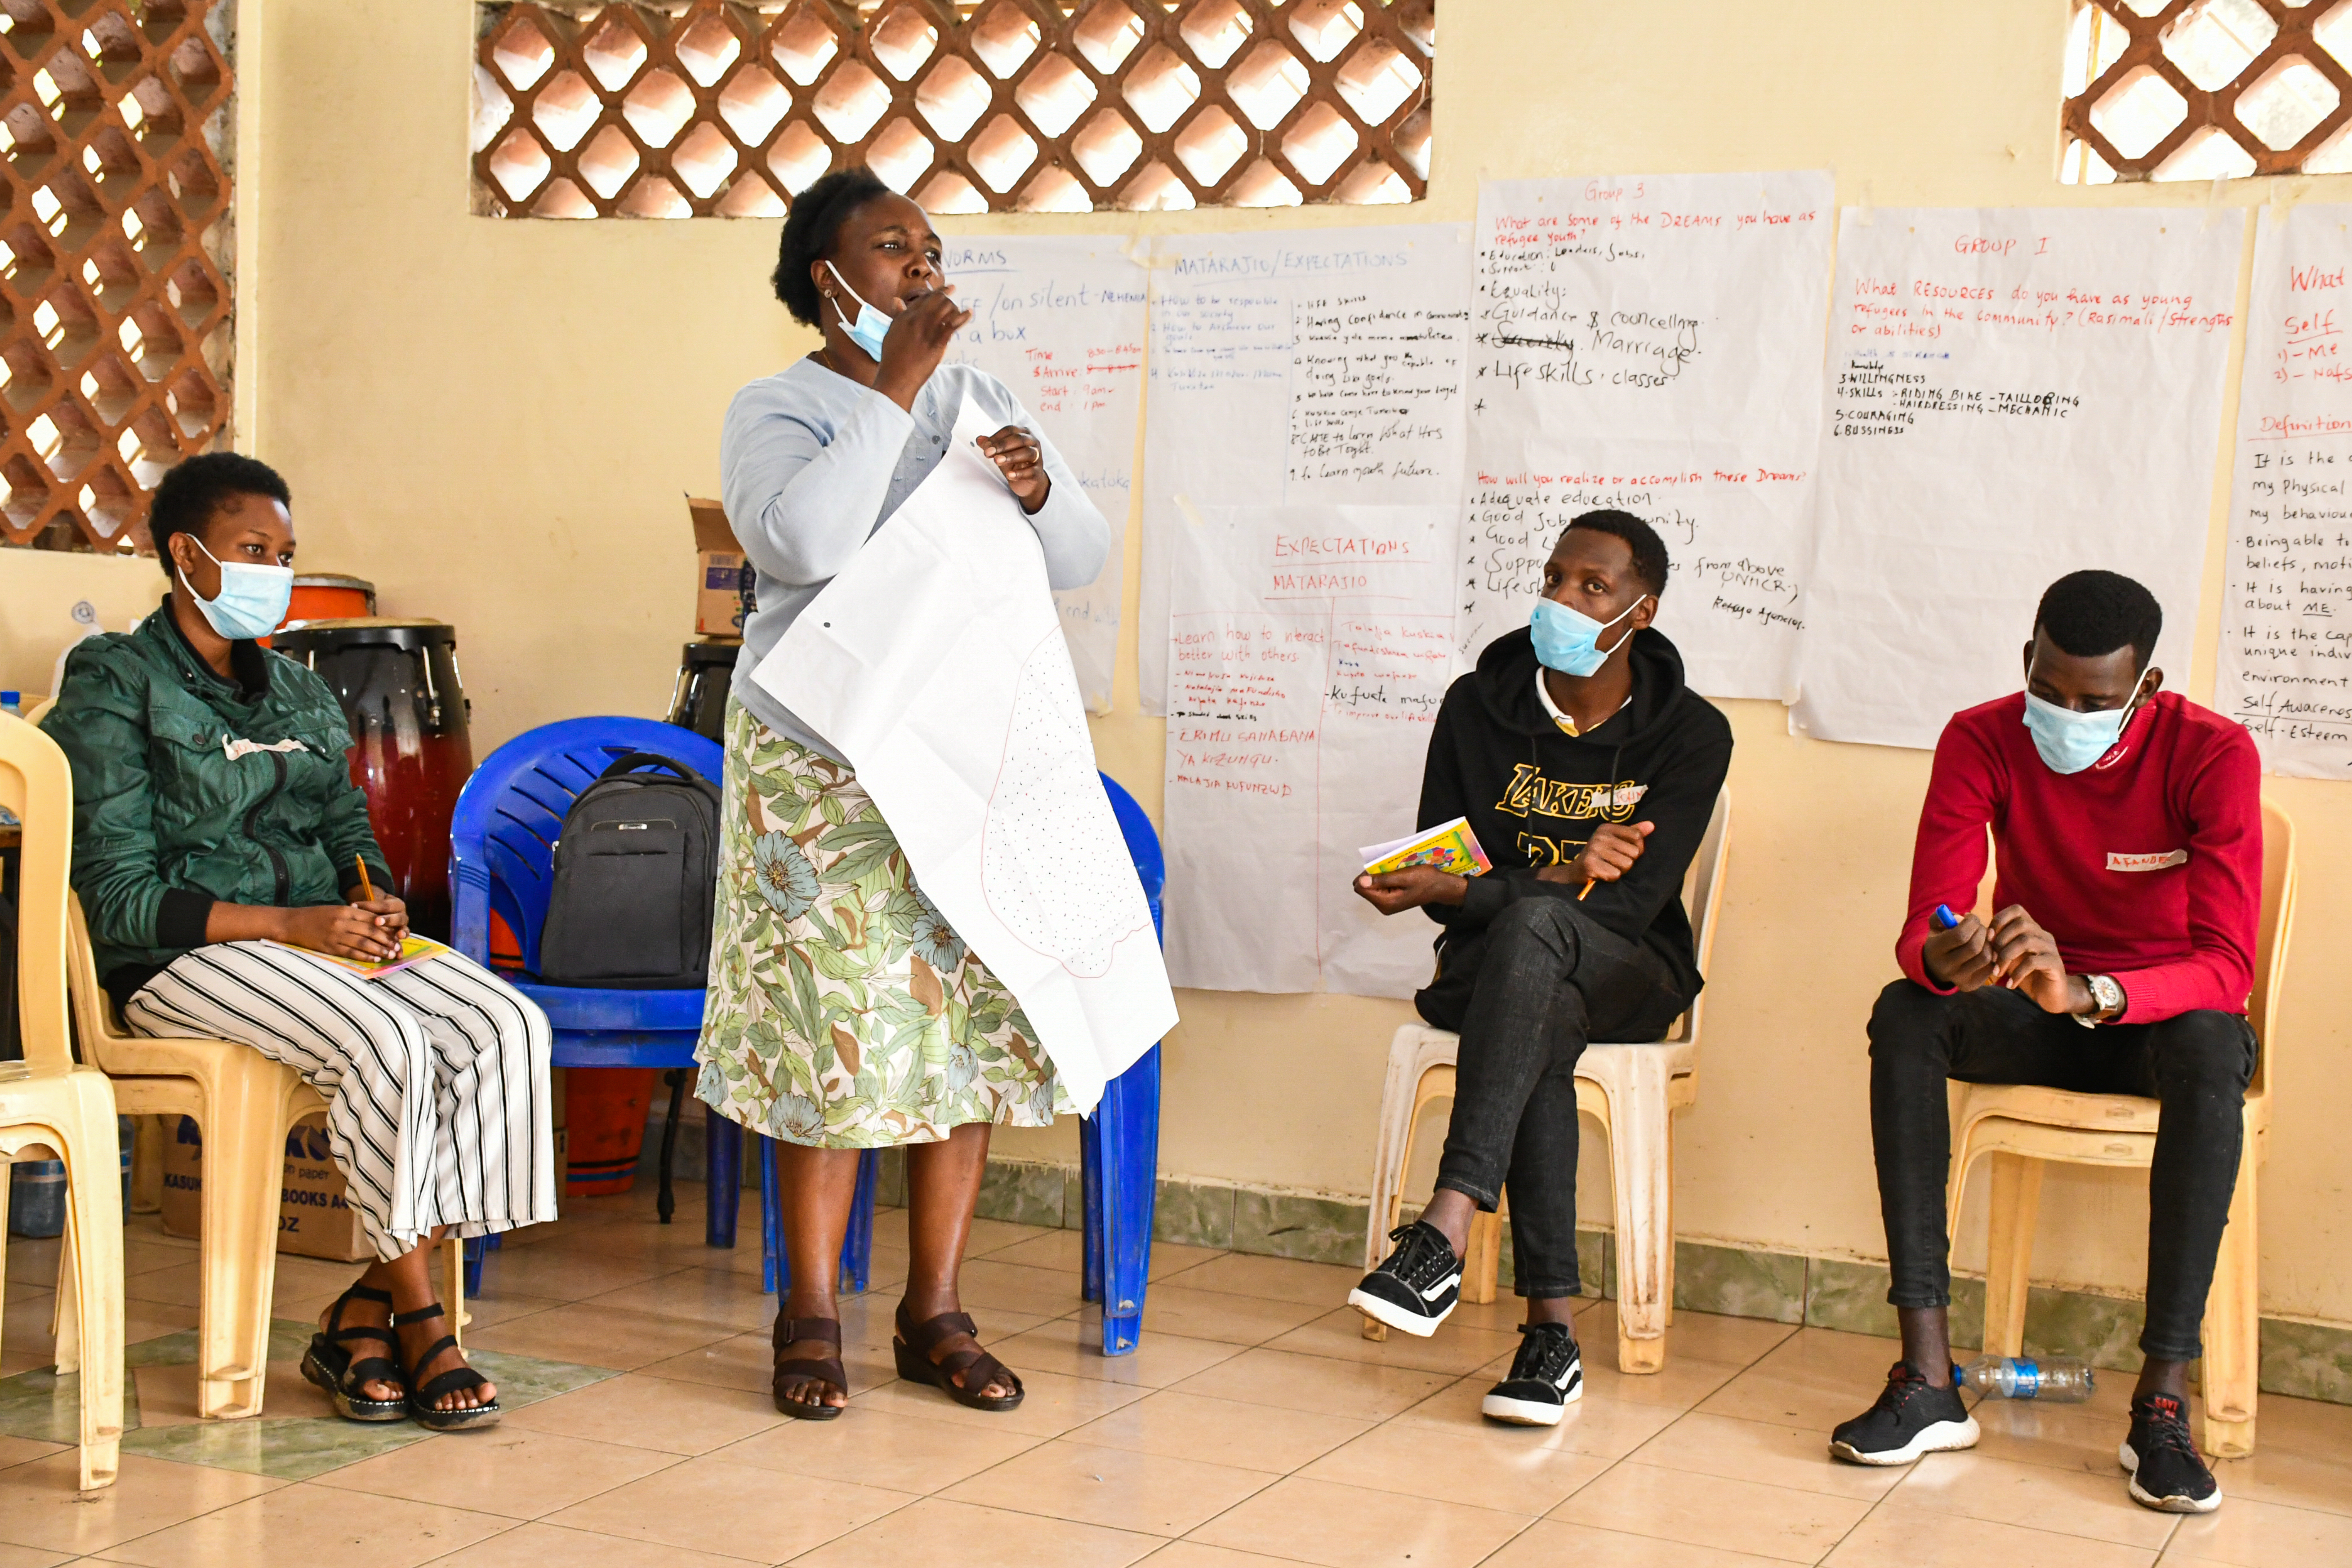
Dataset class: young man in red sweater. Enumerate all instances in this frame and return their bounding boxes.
[1829,571,2259,1516]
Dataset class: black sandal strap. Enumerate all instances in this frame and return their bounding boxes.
[326,1284,398,1343]
[776,1316,844,1349]
[343,1355,403,1389]
[897,1308,1019,1400]
[413,1364,493,1405]
[772,1315,848,1410]
[898,1309,979,1356]
[318,1284,405,1397]
[392,1302,451,1329]
[943,1346,1018,1396]
[404,1331,496,1407]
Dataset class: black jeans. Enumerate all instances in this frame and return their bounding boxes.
[1419,899,1689,1299]
[1868,979,2255,1361]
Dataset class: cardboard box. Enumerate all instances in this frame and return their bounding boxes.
[157,1113,370,1263]
[689,496,750,637]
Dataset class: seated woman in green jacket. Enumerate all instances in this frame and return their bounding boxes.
[42,453,555,1432]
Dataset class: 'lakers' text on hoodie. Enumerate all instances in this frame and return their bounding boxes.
[1414,623,1732,1026]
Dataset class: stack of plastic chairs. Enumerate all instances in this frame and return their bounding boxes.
[0,712,123,1489]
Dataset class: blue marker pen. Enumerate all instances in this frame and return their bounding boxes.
[1931,904,1961,932]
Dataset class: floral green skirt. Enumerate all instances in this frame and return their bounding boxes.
[693,700,1068,1147]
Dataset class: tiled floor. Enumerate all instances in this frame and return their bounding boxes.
[2,1186,2348,1566]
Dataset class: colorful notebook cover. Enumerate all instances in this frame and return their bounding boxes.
[266,934,452,981]
[1358,817,1494,878]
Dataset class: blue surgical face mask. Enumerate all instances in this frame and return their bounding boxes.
[179,536,293,642]
[825,262,893,362]
[2022,656,2150,774]
[1529,594,1647,678]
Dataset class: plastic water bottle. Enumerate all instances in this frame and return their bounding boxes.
[1959,1354,2094,1401]
[0,691,19,715]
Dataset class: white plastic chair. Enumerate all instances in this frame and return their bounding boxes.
[0,712,124,1489]
[1947,800,2293,1460]
[1361,789,1731,1373]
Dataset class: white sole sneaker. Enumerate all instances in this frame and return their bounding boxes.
[1481,1384,1583,1427]
[1829,1415,1981,1466]
[2119,1441,2224,1513]
[1347,1286,1447,1339]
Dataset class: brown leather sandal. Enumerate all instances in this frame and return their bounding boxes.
[892,1306,1025,1412]
[772,1316,848,1420]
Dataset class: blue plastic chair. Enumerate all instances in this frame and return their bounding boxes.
[448,716,859,1290]
[1085,773,1165,1356]
[759,772,1165,1357]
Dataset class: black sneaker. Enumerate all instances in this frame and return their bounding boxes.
[2121,1391,2222,1513]
[1347,1220,1463,1338]
[1481,1321,1583,1426]
[1828,1361,1980,1465]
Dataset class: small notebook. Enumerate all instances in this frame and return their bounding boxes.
[267,934,452,980]
[1358,818,1494,878]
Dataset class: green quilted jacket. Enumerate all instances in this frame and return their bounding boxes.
[41,602,389,1006]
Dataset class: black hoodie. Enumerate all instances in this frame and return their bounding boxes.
[1414,624,1732,1026]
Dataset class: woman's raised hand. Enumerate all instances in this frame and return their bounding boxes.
[977,426,1050,512]
[876,286,970,409]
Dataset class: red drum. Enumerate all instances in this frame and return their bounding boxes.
[279,574,376,629]
[270,618,471,941]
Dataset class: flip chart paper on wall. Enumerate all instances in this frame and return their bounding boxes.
[752,402,1178,1113]
[1791,207,2240,750]
[2215,206,2352,778]
[1137,224,1472,716]
[941,237,1147,714]
[1455,172,1836,700]
[1162,502,1458,998]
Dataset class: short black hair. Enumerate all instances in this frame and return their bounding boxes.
[772,166,894,327]
[147,452,291,577]
[2035,569,2163,672]
[1561,509,1669,597]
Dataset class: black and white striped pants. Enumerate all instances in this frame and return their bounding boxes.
[124,942,557,1262]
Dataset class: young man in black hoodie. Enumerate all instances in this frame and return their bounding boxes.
[1347,509,1732,1426]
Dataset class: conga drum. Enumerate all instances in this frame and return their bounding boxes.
[281,574,376,628]
[271,619,471,941]
[667,639,740,742]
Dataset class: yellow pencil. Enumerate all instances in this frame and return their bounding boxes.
[355,856,375,903]
[1577,877,1596,901]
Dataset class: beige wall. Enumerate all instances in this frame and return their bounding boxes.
[10,1,2346,1326]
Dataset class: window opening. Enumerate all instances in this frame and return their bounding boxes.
[0,0,234,553]
[2061,0,2352,182]
[473,1,1434,217]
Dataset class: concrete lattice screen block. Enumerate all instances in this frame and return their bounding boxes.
[2062,0,2352,182]
[471,0,1434,219]
[0,0,233,553]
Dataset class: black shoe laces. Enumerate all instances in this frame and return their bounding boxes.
[1384,1222,1457,1289]
[1870,1361,1935,1416]
[2136,1395,2204,1463]
[1509,1322,1578,1383]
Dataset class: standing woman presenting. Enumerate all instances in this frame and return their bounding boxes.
[700,167,1109,1419]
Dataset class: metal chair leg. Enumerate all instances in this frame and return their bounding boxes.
[657,1068,685,1225]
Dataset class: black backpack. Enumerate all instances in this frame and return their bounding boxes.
[537,752,721,989]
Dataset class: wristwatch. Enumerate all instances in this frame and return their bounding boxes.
[2075,973,2126,1028]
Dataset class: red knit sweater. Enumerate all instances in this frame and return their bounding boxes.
[1896,691,2261,1024]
